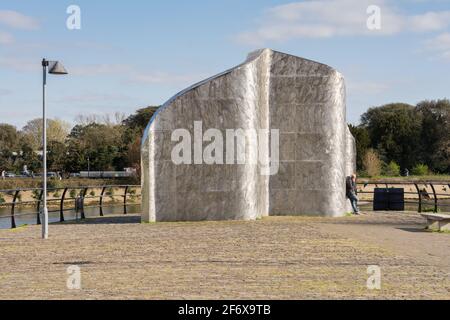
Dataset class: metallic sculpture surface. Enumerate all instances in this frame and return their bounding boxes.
[142,49,356,222]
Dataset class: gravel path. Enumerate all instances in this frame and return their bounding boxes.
[0,212,448,300]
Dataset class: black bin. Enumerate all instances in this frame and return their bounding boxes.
[373,188,404,211]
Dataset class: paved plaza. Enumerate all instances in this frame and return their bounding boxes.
[0,212,448,299]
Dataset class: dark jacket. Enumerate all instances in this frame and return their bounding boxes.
[346,176,357,196]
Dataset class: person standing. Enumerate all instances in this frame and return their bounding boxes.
[1,170,5,180]
[346,174,360,215]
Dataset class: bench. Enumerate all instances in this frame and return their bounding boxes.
[421,213,450,232]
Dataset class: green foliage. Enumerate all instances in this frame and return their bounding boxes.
[360,103,422,170]
[1,99,448,178]
[411,164,429,176]
[122,106,159,134]
[31,189,40,200]
[348,124,371,171]
[422,208,438,213]
[106,187,115,200]
[47,179,63,189]
[354,99,450,176]
[383,161,401,176]
[416,99,450,174]
[0,194,5,204]
[90,190,96,197]
[47,141,67,172]
[69,189,77,199]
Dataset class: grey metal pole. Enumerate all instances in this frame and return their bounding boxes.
[42,59,48,239]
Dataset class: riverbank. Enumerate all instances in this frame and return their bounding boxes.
[359,175,450,183]
[0,177,139,191]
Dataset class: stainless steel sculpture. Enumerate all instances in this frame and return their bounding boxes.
[141,49,356,222]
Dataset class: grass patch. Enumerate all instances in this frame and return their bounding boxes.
[9,224,29,232]
[345,212,354,217]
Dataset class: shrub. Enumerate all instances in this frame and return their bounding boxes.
[411,164,429,176]
[363,149,382,177]
[90,190,96,197]
[383,161,401,176]
[31,189,41,199]
[106,187,115,200]
[47,179,63,189]
[0,194,5,204]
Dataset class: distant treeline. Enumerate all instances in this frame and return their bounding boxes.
[0,106,159,176]
[1,99,449,179]
[350,99,450,177]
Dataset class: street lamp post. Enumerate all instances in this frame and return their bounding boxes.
[42,59,68,239]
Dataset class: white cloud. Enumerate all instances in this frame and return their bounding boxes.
[0,57,205,87]
[126,71,206,85]
[425,32,450,61]
[71,64,133,76]
[235,0,450,45]
[0,56,39,72]
[71,63,205,85]
[0,88,12,96]
[53,92,133,104]
[0,30,13,44]
[347,80,389,95]
[0,10,39,30]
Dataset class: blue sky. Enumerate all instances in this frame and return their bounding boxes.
[0,0,449,128]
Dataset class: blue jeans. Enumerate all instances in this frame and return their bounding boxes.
[347,192,360,213]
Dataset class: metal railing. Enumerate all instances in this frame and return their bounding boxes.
[356,181,450,213]
[2,181,448,229]
[0,185,141,229]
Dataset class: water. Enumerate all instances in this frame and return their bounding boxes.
[2,199,448,229]
[0,204,141,229]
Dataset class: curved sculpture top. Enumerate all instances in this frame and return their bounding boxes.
[141,49,356,222]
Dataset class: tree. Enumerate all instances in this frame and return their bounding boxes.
[123,106,159,134]
[47,141,67,172]
[120,106,160,172]
[22,118,71,150]
[360,103,422,170]
[0,124,19,151]
[363,149,382,177]
[416,99,450,174]
[66,122,124,171]
[64,139,86,173]
[348,124,371,171]
[18,138,41,172]
[0,124,19,172]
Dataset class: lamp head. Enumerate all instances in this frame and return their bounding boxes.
[48,61,68,75]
